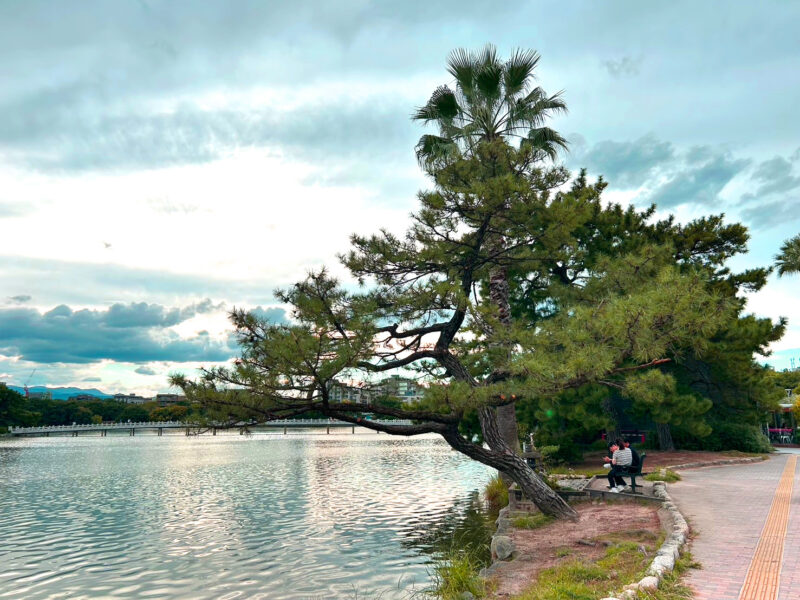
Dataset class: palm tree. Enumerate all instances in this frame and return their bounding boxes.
[413,45,568,171]
[413,46,568,465]
[776,234,800,277]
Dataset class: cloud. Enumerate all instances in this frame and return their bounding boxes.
[749,154,800,196]
[82,376,102,382]
[602,56,642,78]
[134,366,157,375]
[643,146,750,209]
[740,199,800,231]
[0,255,281,307]
[0,98,417,175]
[0,301,237,364]
[8,294,31,304]
[573,134,674,188]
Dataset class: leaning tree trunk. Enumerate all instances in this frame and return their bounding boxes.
[444,412,577,520]
[656,422,675,451]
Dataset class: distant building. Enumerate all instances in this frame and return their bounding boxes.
[113,393,150,405]
[376,375,425,403]
[327,380,372,404]
[28,391,53,400]
[155,394,187,407]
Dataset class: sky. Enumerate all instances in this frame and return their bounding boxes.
[1,0,799,395]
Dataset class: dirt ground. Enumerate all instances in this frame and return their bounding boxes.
[572,449,762,472]
[487,500,662,598]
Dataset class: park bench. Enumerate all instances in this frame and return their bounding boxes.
[624,452,646,494]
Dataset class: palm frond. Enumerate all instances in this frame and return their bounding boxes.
[415,134,461,169]
[475,58,503,103]
[504,48,540,97]
[775,234,800,277]
[447,48,476,91]
[522,127,569,160]
[412,86,460,123]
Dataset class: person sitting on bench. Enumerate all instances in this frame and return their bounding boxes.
[603,439,632,493]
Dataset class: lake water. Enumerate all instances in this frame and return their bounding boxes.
[0,431,493,599]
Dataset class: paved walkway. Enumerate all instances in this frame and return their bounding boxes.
[669,453,800,600]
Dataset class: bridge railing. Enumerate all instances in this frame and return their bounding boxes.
[8,418,412,434]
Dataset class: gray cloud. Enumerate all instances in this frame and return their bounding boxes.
[749,154,800,196]
[0,255,281,307]
[741,198,800,230]
[0,302,237,364]
[0,99,417,174]
[82,376,102,382]
[134,366,157,375]
[643,147,750,209]
[602,56,642,78]
[8,295,31,304]
[573,134,674,188]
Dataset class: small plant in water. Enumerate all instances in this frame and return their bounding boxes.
[484,474,509,516]
[429,546,487,599]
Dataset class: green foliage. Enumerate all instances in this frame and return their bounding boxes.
[775,233,800,277]
[484,474,509,515]
[674,421,772,453]
[645,469,682,483]
[0,386,36,428]
[429,546,487,600]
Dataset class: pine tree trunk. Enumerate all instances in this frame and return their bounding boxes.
[443,418,577,520]
[656,422,675,451]
[488,262,520,455]
[445,425,577,520]
[601,397,622,444]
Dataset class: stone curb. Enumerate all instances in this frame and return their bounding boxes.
[600,481,688,600]
[667,456,765,471]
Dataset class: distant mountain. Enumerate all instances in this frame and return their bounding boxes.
[7,385,113,401]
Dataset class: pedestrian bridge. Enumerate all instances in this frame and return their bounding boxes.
[7,418,413,437]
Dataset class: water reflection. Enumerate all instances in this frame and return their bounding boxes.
[0,433,493,599]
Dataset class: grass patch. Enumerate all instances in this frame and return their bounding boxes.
[512,513,556,530]
[645,469,682,483]
[547,466,607,477]
[554,547,572,558]
[484,474,509,516]
[429,547,488,600]
[513,534,661,600]
[636,552,700,600]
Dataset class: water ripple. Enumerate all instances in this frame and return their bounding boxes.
[0,433,491,599]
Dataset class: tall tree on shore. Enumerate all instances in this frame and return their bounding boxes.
[413,45,567,458]
[173,49,733,519]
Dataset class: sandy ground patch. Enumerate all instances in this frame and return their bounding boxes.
[488,500,661,598]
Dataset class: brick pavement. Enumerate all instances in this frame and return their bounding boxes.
[669,454,800,600]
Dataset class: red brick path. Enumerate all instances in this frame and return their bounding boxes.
[669,454,800,600]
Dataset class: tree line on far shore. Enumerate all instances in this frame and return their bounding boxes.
[0,389,194,428]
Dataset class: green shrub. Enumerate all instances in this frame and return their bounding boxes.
[484,474,508,516]
[675,421,772,453]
